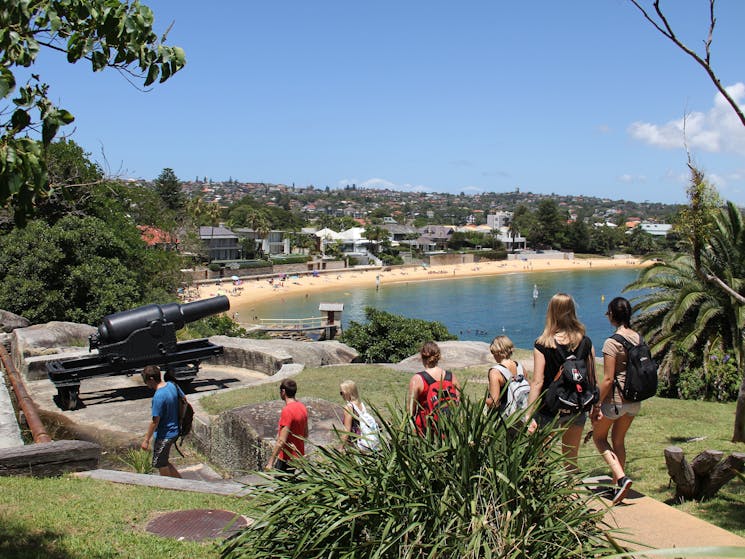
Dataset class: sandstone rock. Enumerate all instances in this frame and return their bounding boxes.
[208,337,359,375]
[11,322,96,380]
[196,397,343,474]
[0,310,30,333]
[391,340,494,372]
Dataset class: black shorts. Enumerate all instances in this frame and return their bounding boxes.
[152,437,176,468]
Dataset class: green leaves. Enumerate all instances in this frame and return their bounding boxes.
[0,0,186,222]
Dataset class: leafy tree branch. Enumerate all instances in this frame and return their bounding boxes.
[0,0,186,224]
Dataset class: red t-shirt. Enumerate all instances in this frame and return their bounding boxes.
[278,400,308,461]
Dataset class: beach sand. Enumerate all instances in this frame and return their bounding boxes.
[195,256,644,320]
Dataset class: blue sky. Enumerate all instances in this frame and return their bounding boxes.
[23,1,745,204]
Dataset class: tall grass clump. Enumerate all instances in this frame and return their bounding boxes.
[222,395,616,558]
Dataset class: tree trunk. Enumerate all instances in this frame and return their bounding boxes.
[733,373,745,442]
[664,446,696,500]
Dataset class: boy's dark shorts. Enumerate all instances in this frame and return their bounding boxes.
[152,437,176,468]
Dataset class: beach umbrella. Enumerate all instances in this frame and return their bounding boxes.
[231,275,239,281]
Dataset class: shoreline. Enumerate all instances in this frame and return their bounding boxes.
[193,257,645,319]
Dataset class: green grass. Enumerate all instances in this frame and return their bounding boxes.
[0,476,243,558]
[202,355,745,538]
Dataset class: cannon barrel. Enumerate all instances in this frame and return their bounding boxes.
[94,295,230,346]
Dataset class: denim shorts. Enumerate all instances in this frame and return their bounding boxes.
[601,401,641,420]
[536,411,587,428]
[152,437,176,468]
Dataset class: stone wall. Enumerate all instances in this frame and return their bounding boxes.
[191,397,344,474]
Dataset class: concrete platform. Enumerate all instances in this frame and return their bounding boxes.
[23,364,271,446]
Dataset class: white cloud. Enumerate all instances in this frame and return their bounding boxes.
[619,174,646,183]
[628,82,745,154]
[461,185,484,193]
[360,178,397,189]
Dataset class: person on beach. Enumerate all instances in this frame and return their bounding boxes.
[266,379,308,474]
[140,365,182,478]
[591,297,637,505]
[485,335,527,415]
[338,380,380,452]
[408,341,460,434]
[527,293,597,468]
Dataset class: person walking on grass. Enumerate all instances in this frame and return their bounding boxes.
[266,379,308,474]
[527,293,597,470]
[338,380,380,452]
[408,341,460,435]
[591,297,637,505]
[141,365,182,478]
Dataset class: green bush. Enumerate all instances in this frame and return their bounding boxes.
[341,306,457,363]
[222,396,615,559]
[677,349,740,402]
[179,314,247,340]
[269,255,309,265]
[208,262,222,272]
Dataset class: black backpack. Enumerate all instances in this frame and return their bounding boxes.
[170,382,194,457]
[545,337,599,414]
[611,334,658,402]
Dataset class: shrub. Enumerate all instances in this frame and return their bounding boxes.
[677,348,740,402]
[341,306,457,363]
[221,396,615,559]
[179,314,247,340]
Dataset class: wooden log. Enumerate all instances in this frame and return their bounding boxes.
[691,449,723,476]
[0,440,101,477]
[700,452,745,499]
[664,445,696,500]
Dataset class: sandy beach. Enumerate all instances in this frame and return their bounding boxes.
[194,256,644,320]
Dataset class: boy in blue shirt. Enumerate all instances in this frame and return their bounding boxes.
[141,365,182,478]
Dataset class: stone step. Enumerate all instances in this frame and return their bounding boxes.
[75,468,252,497]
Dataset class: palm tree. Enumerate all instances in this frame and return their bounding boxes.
[627,202,745,441]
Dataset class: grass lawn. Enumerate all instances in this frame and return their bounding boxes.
[0,476,242,558]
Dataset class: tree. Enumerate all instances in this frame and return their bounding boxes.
[341,307,457,363]
[628,202,745,440]
[363,224,388,256]
[628,1,745,440]
[153,168,184,213]
[0,0,186,223]
[0,215,180,324]
[529,199,567,249]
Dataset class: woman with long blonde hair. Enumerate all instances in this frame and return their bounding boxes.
[527,293,596,468]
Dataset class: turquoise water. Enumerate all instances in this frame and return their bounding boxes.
[237,268,642,350]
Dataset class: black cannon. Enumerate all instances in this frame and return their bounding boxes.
[47,296,230,410]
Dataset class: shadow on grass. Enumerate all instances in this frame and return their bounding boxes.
[0,517,72,559]
[694,491,745,535]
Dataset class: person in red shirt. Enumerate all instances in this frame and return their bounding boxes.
[266,379,308,473]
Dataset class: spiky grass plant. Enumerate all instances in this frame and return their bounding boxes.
[222,395,617,558]
[118,448,153,474]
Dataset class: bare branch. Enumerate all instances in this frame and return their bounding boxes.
[628,0,745,129]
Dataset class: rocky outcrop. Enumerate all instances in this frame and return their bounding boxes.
[192,397,343,474]
[0,310,30,333]
[11,322,96,381]
[391,340,494,372]
[208,337,359,375]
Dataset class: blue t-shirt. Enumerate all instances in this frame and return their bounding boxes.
[152,382,181,440]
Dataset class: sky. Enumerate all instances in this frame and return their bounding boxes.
[20,1,745,205]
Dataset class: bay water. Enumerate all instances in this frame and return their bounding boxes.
[237,268,642,350]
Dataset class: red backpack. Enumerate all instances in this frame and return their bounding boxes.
[415,370,459,433]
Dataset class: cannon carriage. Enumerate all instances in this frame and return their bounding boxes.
[47,296,230,410]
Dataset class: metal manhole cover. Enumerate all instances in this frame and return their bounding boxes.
[146,509,249,541]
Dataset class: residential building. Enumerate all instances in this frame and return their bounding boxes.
[199,225,240,261]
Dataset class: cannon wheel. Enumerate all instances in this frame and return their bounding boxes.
[57,386,81,410]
